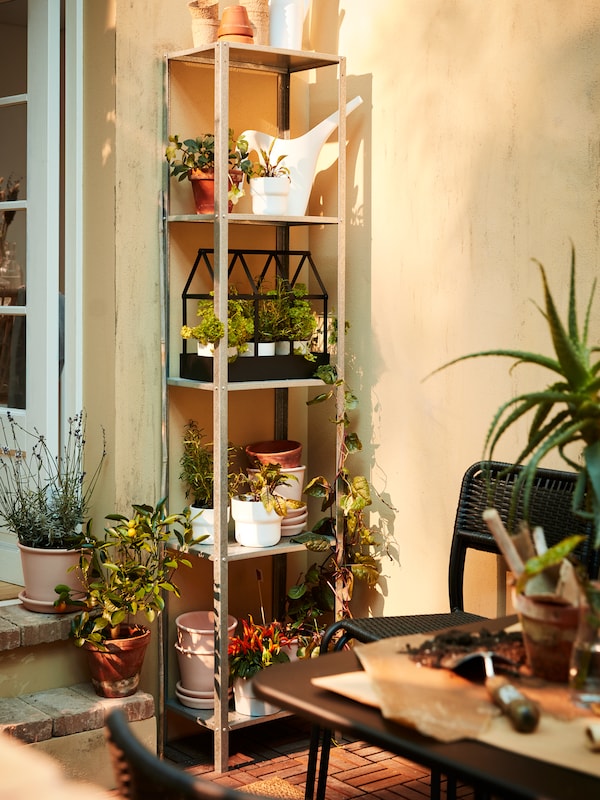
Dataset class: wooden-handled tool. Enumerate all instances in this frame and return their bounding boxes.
[445,650,540,733]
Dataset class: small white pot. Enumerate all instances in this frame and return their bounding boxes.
[231,495,282,547]
[190,505,230,545]
[233,676,280,716]
[250,176,290,215]
[275,341,291,355]
[196,341,237,359]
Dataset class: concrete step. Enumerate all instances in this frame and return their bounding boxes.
[0,602,157,789]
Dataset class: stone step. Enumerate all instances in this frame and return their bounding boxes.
[0,682,155,743]
[0,602,74,651]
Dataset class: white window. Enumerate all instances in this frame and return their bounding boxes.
[0,0,83,582]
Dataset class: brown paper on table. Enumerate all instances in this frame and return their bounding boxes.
[312,633,600,778]
[353,649,496,742]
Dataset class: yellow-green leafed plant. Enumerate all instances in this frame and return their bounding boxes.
[428,245,600,560]
[56,499,201,648]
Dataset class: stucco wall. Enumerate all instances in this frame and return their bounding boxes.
[86,1,600,702]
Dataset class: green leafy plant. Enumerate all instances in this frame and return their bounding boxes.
[301,364,382,620]
[241,462,296,517]
[427,246,600,587]
[57,499,198,647]
[179,420,241,507]
[0,411,106,549]
[285,561,334,657]
[165,131,252,204]
[248,138,290,179]
[258,280,317,357]
[181,291,254,357]
[228,616,291,679]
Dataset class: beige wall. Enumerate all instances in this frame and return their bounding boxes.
[84,0,600,699]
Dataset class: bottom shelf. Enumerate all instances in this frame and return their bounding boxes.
[166,698,292,731]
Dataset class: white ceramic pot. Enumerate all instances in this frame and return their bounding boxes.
[231,496,282,547]
[233,675,280,716]
[176,610,238,652]
[268,0,309,50]
[190,505,230,545]
[250,176,290,215]
[196,342,238,359]
[275,341,291,355]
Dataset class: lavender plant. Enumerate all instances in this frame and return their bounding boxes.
[0,411,106,549]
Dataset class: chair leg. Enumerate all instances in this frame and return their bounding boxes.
[445,773,456,800]
[430,767,441,800]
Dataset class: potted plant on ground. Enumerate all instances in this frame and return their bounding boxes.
[181,291,254,359]
[228,615,291,715]
[0,411,106,612]
[246,138,290,215]
[427,245,600,687]
[179,420,242,543]
[231,462,296,547]
[165,130,252,213]
[55,498,199,697]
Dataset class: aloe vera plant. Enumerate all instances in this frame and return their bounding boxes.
[429,245,600,554]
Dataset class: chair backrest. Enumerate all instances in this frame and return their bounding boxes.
[448,460,599,612]
[105,709,260,800]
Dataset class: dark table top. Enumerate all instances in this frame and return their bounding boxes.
[253,619,600,800]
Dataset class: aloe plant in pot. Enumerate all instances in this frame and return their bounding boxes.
[427,245,600,688]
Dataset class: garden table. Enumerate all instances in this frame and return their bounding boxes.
[253,616,600,800]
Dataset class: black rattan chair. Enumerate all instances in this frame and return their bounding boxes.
[306,460,599,800]
[105,709,264,800]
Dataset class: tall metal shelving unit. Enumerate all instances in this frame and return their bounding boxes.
[161,41,347,772]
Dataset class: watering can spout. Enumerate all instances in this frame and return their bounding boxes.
[241,95,363,216]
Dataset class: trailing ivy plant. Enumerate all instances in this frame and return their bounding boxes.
[297,363,382,620]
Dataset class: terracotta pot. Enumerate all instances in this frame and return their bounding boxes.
[217,5,254,43]
[189,169,242,214]
[83,625,151,698]
[17,543,83,611]
[245,439,302,468]
[513,591,580,683]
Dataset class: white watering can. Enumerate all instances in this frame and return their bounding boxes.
[241,95,363,216]
[269,0,310,50]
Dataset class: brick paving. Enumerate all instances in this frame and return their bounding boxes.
[166,716,476,800]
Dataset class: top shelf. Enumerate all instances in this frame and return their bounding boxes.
[165,42,341,74]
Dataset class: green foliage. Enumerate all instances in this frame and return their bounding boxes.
[0,411,106,549]
[165,131,250,180]
[179,420,242,507]
[248,138,290,179]
[57,499,200,647]
[243,462,295,517]
[427,245,600,550]
[303,364,382,619]
[180,291,254,356]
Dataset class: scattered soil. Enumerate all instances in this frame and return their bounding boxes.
[404,628,528,676]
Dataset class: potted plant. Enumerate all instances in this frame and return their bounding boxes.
[284,561,333,658]
[228,615,291,715]
[181,291,254,359]
[179,420,243,543]
[427,246,600,686]
[247,138,291,215]
[165,130,252,213]
[55,498,198,697]
[260,281,317,358]
[231,462,296,548]
[0,411,106,611]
